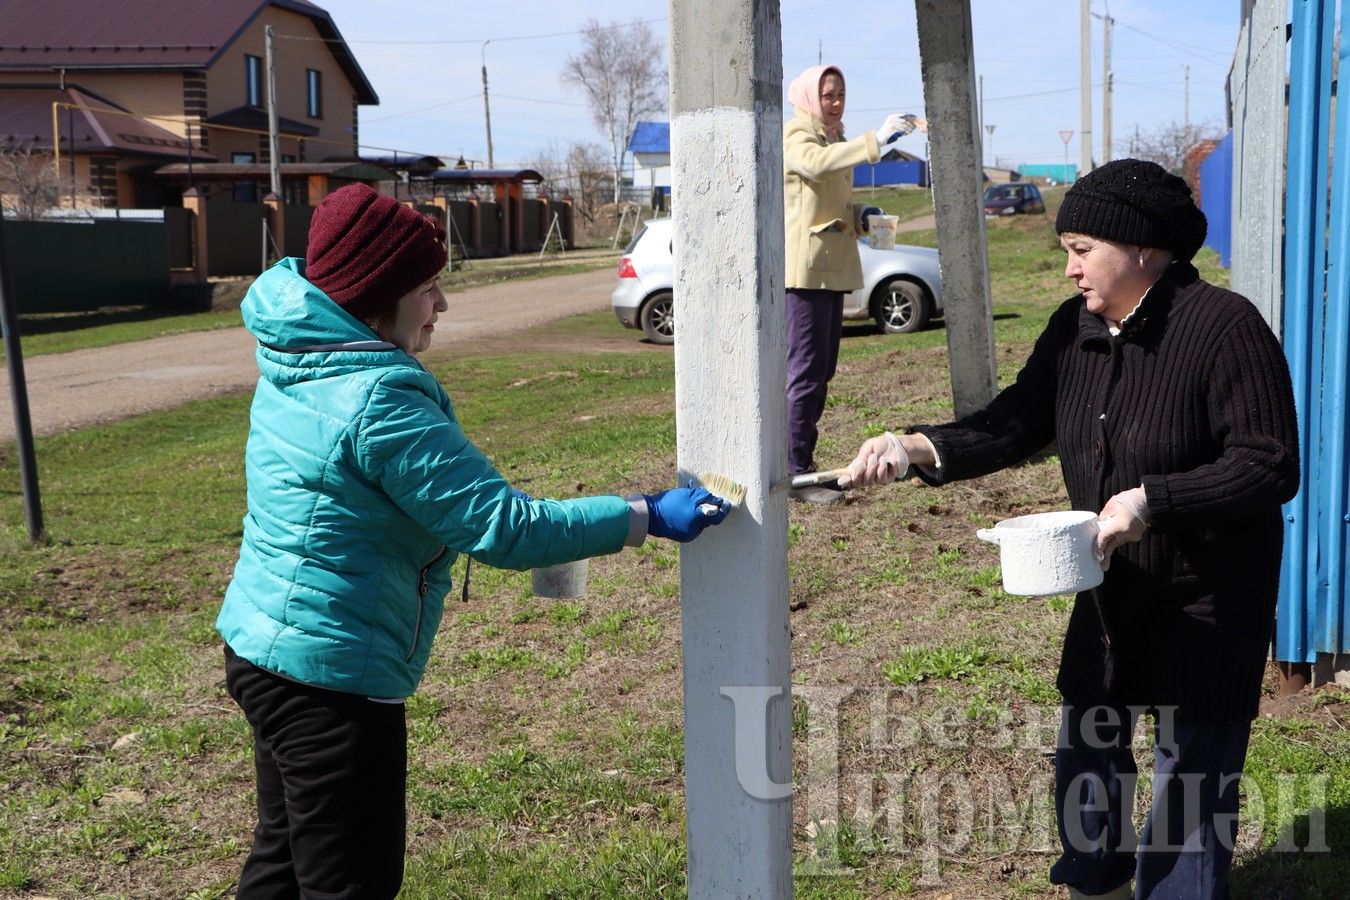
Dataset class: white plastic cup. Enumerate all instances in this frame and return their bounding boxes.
[866,214,899,250]
[531,559,589,598]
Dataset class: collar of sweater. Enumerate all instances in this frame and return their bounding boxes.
[1076,260,1200,347]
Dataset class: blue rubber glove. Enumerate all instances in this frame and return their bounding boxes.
[644,481,733,543]
[859,206,882,232]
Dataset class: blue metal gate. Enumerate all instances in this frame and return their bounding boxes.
[1277,0,1350,664]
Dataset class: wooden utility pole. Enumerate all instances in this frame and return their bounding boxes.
[1183,63,1191,145]
[481,41,495,169]
[1080,0,1093,174]
[668,0,793,894]
[914,0,997,416]
[265,25,281,198]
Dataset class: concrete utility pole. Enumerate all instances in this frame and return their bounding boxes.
[265,25,281,198]
[668,0,792,895]
[1080,0,1093,174]
[914,0,998,416]
[481,41,495,169]
[1102,12,1113,162]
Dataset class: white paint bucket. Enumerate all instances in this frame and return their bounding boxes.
[531,559,589,598]
[866,214,899,250]
[976,510,1103,596]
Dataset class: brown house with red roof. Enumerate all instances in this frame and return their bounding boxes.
[0,0,379,209]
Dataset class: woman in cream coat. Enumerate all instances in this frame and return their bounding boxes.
[783,64,914,503]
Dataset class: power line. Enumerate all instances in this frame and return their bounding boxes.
[362,92,481,123]
[1113,21,1231,63]
[492,93,588,108]
[987,84,1101,102]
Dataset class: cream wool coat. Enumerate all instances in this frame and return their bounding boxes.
[783,107,881,291]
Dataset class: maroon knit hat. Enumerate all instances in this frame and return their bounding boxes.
[305,183,448,323]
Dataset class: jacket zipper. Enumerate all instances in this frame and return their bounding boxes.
[407,546,448,661]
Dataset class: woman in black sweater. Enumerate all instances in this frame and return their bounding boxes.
[843,159,1299,900]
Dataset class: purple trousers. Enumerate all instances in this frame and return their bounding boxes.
[786,288,845,474]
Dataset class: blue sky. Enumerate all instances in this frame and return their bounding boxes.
[313,0,1242,172]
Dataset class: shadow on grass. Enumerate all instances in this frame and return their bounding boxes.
[16,296,220,337]
[841,311,1020,341]
[1231,803,1350,899]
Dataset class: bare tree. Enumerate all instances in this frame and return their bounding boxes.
[526,139,569,193]
[564,140,613,224]
[0,144,60,220]
[1128,118,1223,174]
[561,18,666,204]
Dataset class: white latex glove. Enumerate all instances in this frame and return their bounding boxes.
[839,431,909,488]
[876,113,916,145]
[1095,486,1150,571]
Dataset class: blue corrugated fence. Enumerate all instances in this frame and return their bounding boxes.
[1277,0,1350,664]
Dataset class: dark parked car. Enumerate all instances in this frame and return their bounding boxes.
[983,182,1045,216]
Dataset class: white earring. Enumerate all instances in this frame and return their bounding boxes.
[1138,252,1145,267]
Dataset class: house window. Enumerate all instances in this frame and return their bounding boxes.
[245,54,262,107]
[306,69,323,119]
[232,152,257,202]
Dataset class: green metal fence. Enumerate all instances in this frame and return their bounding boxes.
[0,218,169,313]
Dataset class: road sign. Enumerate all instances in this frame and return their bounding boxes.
[1059,130,1074,145]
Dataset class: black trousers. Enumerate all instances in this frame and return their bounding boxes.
[224,644,407,899]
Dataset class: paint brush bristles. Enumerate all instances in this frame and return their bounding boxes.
[698,472,747,509]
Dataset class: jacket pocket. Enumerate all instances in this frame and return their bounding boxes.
[406,546,448,662]
[806,220,845,279]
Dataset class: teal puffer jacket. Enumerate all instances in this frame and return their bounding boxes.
[217,259,633,698]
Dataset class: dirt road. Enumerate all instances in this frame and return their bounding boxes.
[0,267,619,441]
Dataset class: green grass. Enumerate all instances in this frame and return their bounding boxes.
[1,206,1338,898]
[854,185,934,223]
[2,308,246,359]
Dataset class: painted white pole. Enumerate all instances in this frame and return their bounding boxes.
[668,1,793,895]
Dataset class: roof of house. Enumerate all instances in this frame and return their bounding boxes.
[155,161,393,180]
[0,84,214,160]
[428,168,543,185]
[627,121,669,155]
[361,154,445,174]
[0,0,377,105]
[205,105,320,137]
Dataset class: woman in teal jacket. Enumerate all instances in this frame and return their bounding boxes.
[217,184,729,898]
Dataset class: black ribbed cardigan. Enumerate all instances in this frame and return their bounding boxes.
[912,261,1300,721]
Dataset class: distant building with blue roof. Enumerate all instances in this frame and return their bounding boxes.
[627,121,671,200]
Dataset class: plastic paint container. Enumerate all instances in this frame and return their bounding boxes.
[531,559,589,598]
[866,214,900,250]
[976,510,1103,596]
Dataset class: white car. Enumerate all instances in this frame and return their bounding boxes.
[611,217,944,345]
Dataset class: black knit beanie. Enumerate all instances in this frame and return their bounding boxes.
[1055,158,1208,261]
